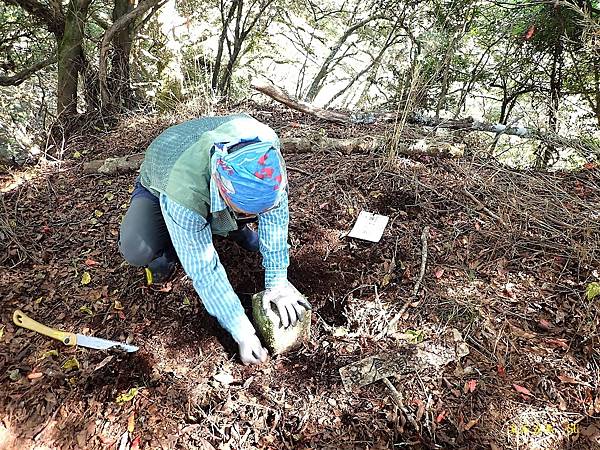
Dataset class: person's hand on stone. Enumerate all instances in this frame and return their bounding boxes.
[262,282,312,328]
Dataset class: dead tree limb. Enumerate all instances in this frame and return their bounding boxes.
[251,78,350,123]
[463,188,507,227]
[411,226,429,299]
[378,226,429,339]
[83,154,144,174]
[251,78,600,158]
[82,135,462,174]
[0,57,57,86]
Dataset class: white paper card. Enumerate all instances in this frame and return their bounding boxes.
[348,211,389,243]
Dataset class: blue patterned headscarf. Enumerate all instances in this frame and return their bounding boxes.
[211,140,287,214]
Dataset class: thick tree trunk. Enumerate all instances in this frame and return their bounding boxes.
[57,0,91,117]
[99,0,163,107]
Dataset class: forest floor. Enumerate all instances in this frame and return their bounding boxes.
[1,104,600,450]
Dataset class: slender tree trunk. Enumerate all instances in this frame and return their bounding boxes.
[108,0,134,108]
[304,14,382,102]
[212,0,237,92]
[218,0,243,94]
[538,38,563,168]
[57,0,91,117]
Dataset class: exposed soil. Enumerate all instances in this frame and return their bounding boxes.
[1,105,600,449]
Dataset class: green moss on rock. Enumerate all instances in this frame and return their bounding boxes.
[252,290,311,355]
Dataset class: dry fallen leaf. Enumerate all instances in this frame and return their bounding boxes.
[116,387,138,404]
[98,434,115,445]
[214,372,234,386]
[464,418,478,430]
[62,357,80,371]
[538,319,551,331]
[415,400,425,421]
[130,436,141,450]
[557,374,580,384]
[41,349,59,358]
[158,282,172,293]
[127,412,135,433]
[436,410,447,423]
[464,379,477,393]
[545,338,569,350]
[79,305,93,315]
[513,384,531,396]
[497,364,506,377]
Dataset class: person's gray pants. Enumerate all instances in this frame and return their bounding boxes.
[118,181,177,268]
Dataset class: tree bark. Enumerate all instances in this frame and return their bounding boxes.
[99,0,164,107]
[537,37,564,168]
[82,136,463,174]
[57,0,91,117]
[108,0,135,108]
[4,0,65,37]
[212,0,238,92]
[251,78,351,123]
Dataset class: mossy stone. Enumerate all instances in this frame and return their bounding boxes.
[252,290,311,355]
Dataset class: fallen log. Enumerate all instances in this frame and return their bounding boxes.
[251,78,599,157]
[82,154,144,174]
[82,136,464,174]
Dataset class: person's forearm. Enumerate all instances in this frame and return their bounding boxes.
[258,191,290,288]
[160,195,255,341]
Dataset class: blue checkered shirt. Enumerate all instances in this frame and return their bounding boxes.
[159,190,289,342]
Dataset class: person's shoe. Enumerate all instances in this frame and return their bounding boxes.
[145,254,178,285]
[228,225,259,252]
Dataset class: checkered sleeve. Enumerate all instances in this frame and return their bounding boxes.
[258,190,290,289]
[159,194,256,342]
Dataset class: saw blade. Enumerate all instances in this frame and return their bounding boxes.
[76,334,139,352]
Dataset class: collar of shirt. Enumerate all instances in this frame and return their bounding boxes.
[209,176,228,214]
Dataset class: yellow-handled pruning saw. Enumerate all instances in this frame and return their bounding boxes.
[13,309,138,352]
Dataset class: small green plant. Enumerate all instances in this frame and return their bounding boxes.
[585,282,600,301]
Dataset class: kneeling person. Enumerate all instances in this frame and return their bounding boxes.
[119,114,311,365]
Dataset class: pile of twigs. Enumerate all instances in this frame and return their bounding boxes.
[419,159,600,275]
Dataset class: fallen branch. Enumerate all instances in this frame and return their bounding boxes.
[251,78,599,157]
[382,377,420,431]
[463,188,507,227]
[411,226,429,299]
[82,138,461,174]
[82,154,144,174]
[251,78,349,123]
